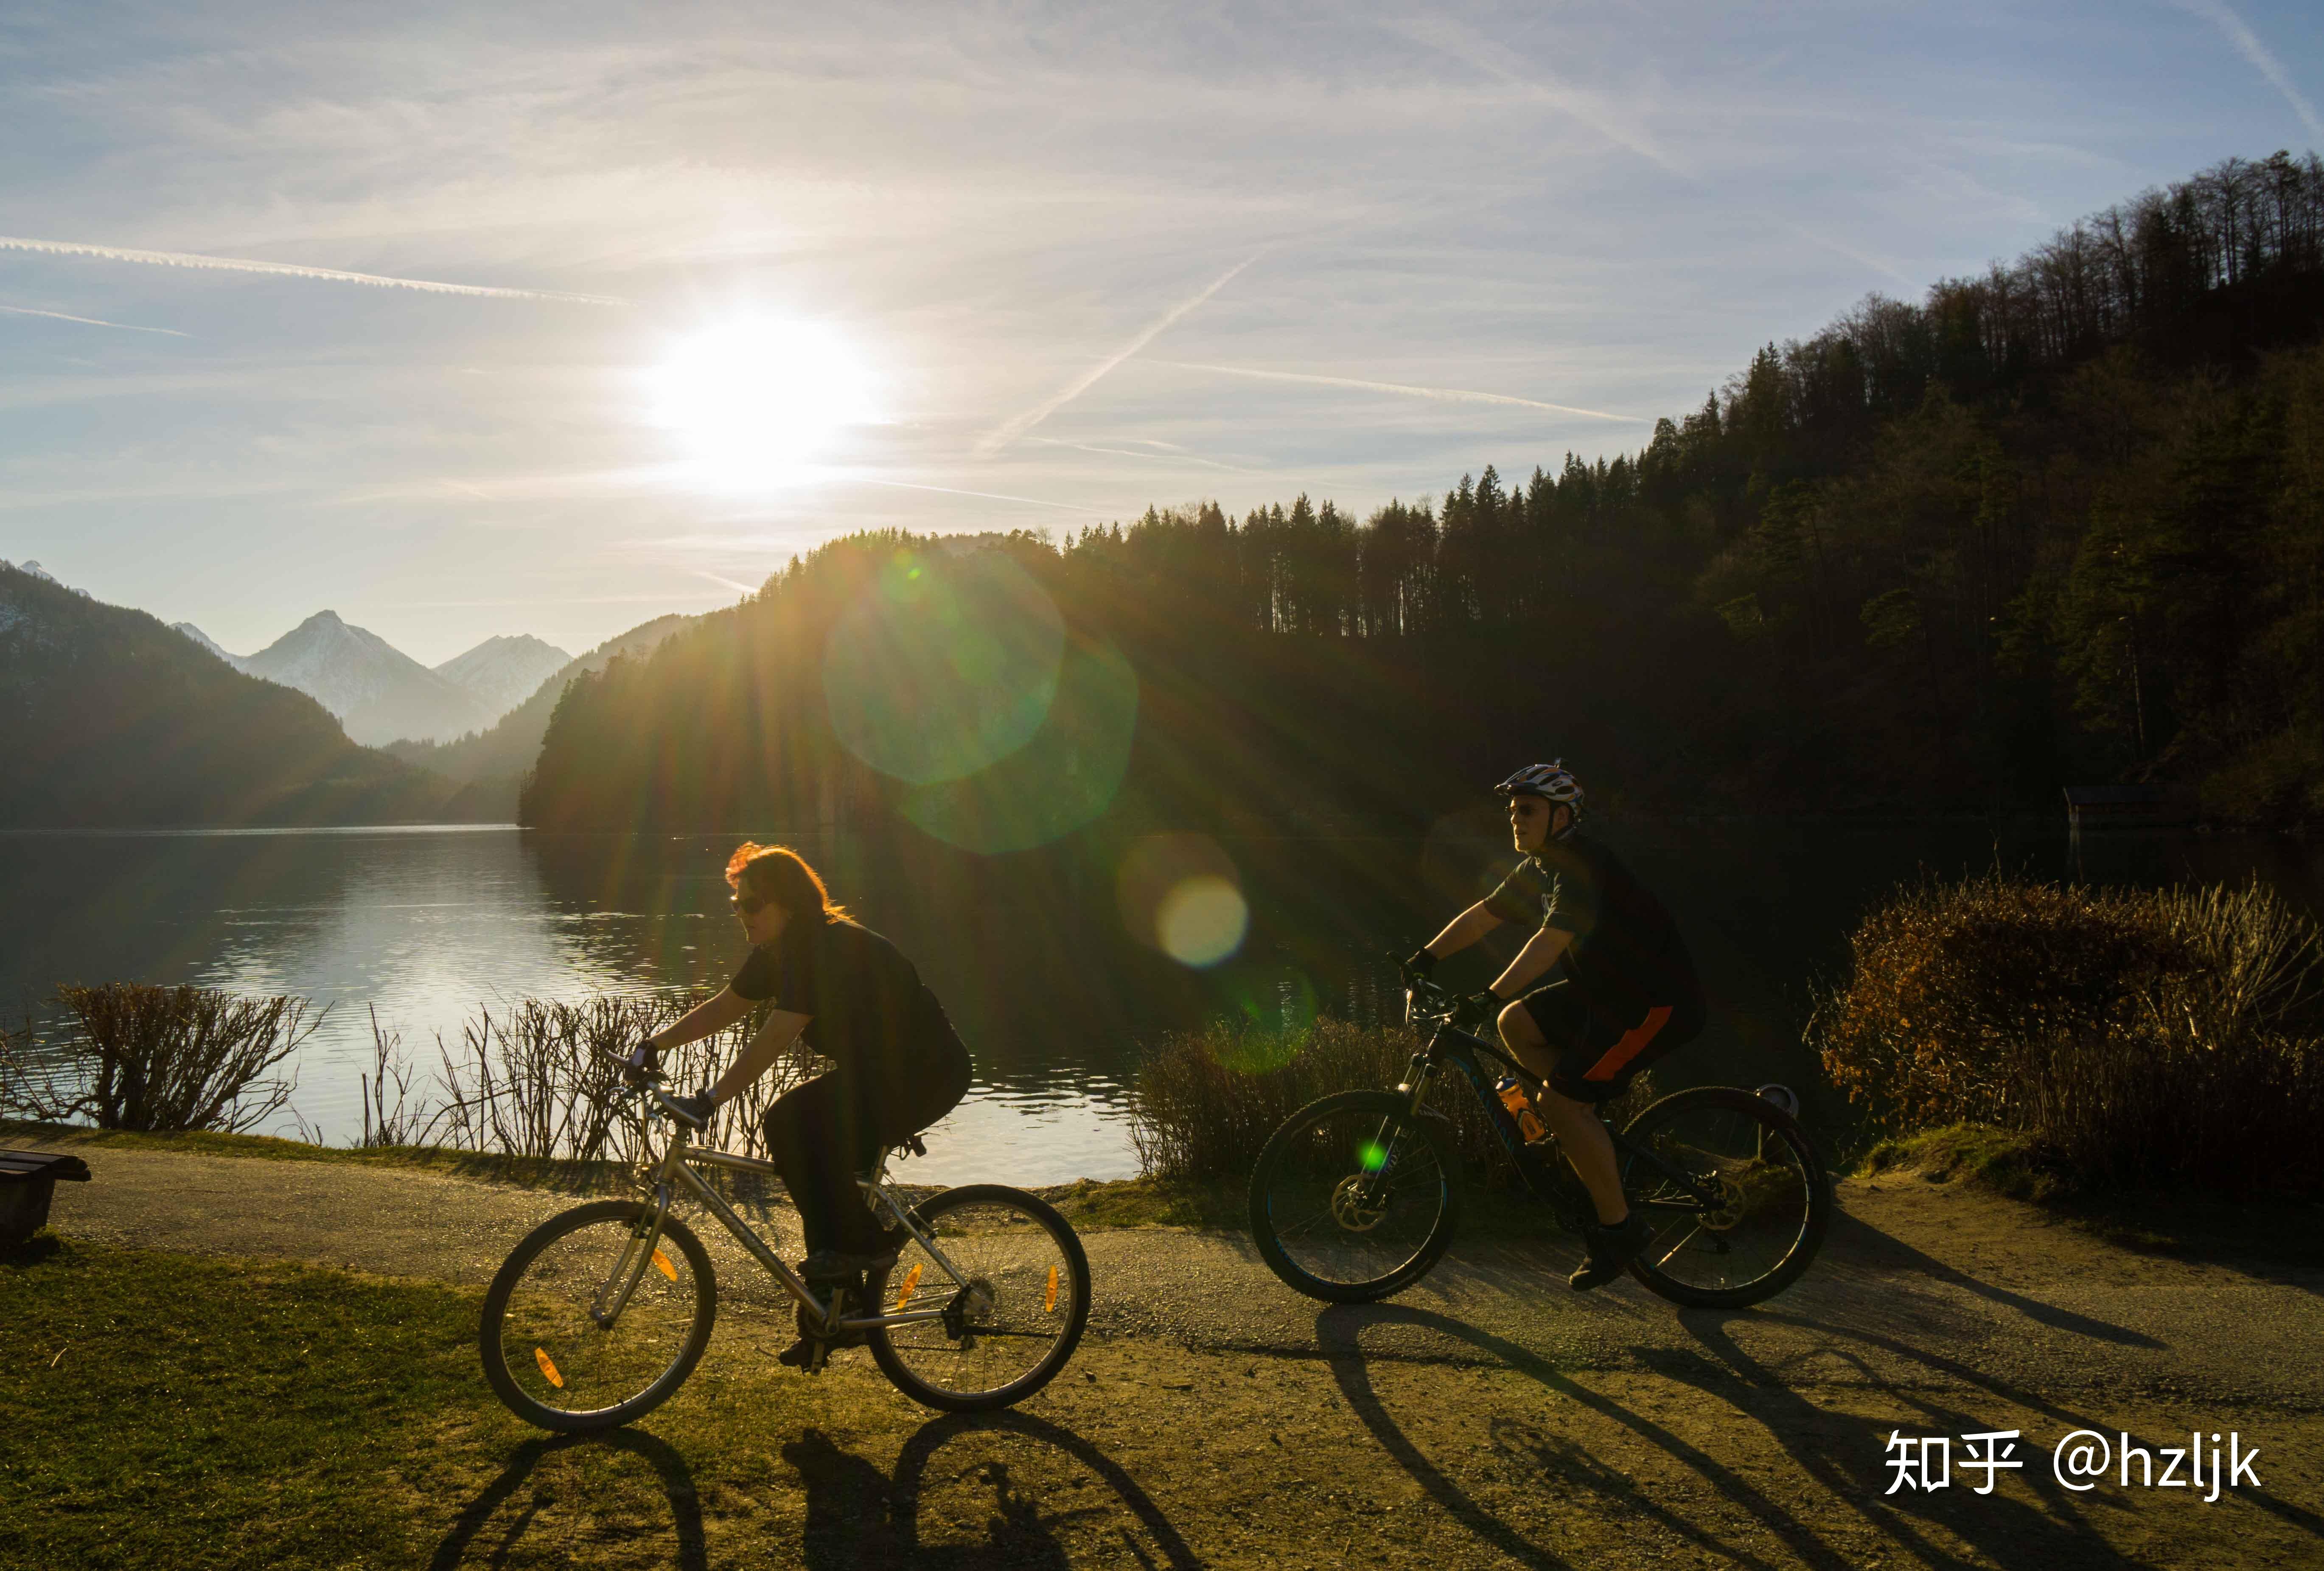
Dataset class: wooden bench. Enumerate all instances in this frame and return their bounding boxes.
[1,1150,91,1245]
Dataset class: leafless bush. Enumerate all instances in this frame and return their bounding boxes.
[432,993,813,1164]
[1130,1015,1654,1184]
[360,1005,436,1148]
[1814,873,2324,1195]
[13,983,322,1133]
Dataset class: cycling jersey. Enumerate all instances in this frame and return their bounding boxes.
[731,917,964,1098]
[1483,833,1701,1016]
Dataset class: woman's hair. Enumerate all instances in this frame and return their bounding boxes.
[725,842,850,922]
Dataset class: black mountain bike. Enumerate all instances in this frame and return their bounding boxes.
[1248,976,1830,1308]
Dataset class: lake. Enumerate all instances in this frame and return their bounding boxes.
[4,817,2317,1183]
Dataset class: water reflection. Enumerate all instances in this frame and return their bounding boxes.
[5,819,2320,1184]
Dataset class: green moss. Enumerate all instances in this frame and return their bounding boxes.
[1859,1122,2076,1202]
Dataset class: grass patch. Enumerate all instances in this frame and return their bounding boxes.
[1858,1122,2324,1268]
[1859,1124,2076,1202]
[1,1233,501,1568]
[0,1118,641,1193]
[1040,1175,1247,1230]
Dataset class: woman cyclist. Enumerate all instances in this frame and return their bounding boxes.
[631,843,973,1340]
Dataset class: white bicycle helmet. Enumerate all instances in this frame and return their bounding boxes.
[1494,761,1584,832]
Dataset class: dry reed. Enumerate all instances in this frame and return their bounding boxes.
[1814,873,2324,1195]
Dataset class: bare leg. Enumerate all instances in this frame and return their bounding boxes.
[1497,1001,1628,1226]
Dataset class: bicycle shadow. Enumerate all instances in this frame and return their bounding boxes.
[1315,1300,2174,1571]
[785,1408,1203,1570]
[427,1427,706,1571]
[1814,1203,2163,1347]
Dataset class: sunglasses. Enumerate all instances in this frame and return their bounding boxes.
[730,892,771,916]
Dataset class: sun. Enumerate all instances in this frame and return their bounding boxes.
[645,317,877,488]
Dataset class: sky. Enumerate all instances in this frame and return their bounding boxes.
[2,1,2322,666]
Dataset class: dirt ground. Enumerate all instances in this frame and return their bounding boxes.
[25,1133,2324,1568]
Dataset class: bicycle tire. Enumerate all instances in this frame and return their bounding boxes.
[479,1200,718,1433]
[1248,1089,1462,1304]
[1618,1085,1830,1309]
[867,1184,1091,1413]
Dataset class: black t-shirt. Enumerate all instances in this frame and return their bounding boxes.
[1484,834,1701,1013]
[730,918,964,1084]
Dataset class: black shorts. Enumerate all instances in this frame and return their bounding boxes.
[1520,980,1703,1105]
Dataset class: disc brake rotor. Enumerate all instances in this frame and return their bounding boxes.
[1329,1174,1390,1232]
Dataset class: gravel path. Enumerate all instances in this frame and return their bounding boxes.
[20,1131,2324,1568]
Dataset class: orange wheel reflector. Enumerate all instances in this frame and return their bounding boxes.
[651,1247,676,1282]
[534,1347,564,1389]
[1045,1265,1060,1314]
[895,1262,923,1309]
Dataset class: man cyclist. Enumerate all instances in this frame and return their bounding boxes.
[1403,762,1704,1290]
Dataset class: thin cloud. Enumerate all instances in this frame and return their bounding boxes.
[853,477,1111,515]
[2172,1,2324,140]
[0,302,189,337]
[1027,437,1264,474]
[1782,224,1920,289]
[1389,16,1687,178]
[0,235,626,306]
[975,252,1264,458]
[1149,361,1640,424]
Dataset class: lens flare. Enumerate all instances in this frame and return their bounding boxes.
[898,634,1138,853]
[1116,834,1248,969]
[824,548,1065,786]
[1357,1141,1389,1173]
[1155,876,1248,968]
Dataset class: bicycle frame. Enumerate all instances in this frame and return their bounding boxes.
[1389,990,1721,1231]
[596,1083,984,1340]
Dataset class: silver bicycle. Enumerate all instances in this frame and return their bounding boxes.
[479,1058,1091,1430]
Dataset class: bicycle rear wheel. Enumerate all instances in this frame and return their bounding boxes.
[479,1201,718,1432]
[1248,1090,1461,1303]
[1617,1086,1830,1309]
[867,1184,1091,1413]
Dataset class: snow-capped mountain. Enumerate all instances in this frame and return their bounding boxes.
[172,622,244,667]
[232,611,490,746]
[170,614,579,746]
[432,634,573,720]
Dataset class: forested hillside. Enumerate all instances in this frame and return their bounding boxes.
[526,152,2324,833]
[0,564,479,826]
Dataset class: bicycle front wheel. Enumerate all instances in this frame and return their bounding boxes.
[1618,1086,1831,1309]
[479,1201,718,1432]
[868,1184,1091,1413]
[1249,1090,1461,1303]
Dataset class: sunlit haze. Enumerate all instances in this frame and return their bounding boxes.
[3,3,2321,662]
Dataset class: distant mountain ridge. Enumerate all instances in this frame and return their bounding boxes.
[432,634,572,719]
[0,562,473,827]
[384,614,693,783]
[171,614,571,746]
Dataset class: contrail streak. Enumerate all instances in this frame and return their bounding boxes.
[854,477,1110,515]
[0,302,189,337]
[1150,361,1639,424]
[0,235,625,306]
[692,569,760,596]
[1027,436,1264,474]
[976,252,1264,458]
[2171,0,2324,140]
